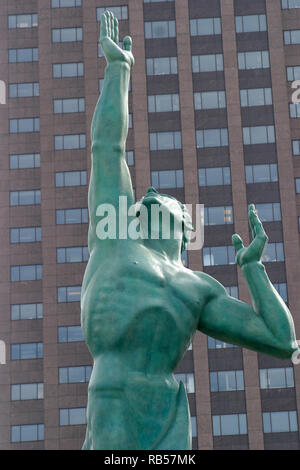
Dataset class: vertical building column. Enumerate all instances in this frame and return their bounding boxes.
[175,0,213,449]
[0,0,11,450]
[266,0,300,424]
[221,0,264,450]
[38,2,59,450]
[128,0,151,200]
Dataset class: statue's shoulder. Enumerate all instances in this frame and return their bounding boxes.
[193,270,228,299]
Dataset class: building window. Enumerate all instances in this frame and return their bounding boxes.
[56,208,88,225]
[191,417,197,437]
[240,88,272,107]
[253,203,281,222]
[126,151,134,166]
[57,246,89,263]
[194,91,226,110]
[11,342,43,360]
[57,285,81,303]
[282,0,300,7]
[52,27,82,43]
[204,206,233,226]
[55,134,86,150]
[59,365,92,384]
[10,190,41,206]
[58,325,84,343]
[11,303,43,321]
[53,98,85,113]
[210,370,244,392]
[151,170,183,189]
[207,337,238,349]
[196,128,228,148]
[260,368,294,389]
[11,424,44,442]
[290,103,300,118]
[235,14,267,33]
[146,57,178,75]
[8,48,38,63]
[174,373,195,393]
[192,54,224,73]
[9,82,39,98]
[9,118,40,133]
[274,283,288,302]
[144,0,174,2]
[51,0,82,6]
[10,227,41,244]
[53,62,84,78]
[8,14,38,29]
[145,21,176,39]
[293,140,300,155]
[212,414,247,436]
[287,66,300,81]
[225,286,238,299]
[148,93,180,113]
[203,246,235,266]
[11,265,42,282]
[149,131,181,150]
[9,153,40,169]
[284,30,300,45]
[11,383,44,401]
[245,164,278,183]
[262,243,284,262]
[190,18,221,36]
[243,125,275,145]
[60,408,86,426]
[198,167,231,186]
[238,51,270,70]
[296,178,300,193]
[263,411,298,433]
[97,6,128,21]
[55,170,87,187]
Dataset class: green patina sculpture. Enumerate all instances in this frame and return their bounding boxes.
[81,11,298,450]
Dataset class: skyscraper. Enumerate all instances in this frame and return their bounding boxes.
[0,0,300,450]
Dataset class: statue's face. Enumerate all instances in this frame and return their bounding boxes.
[137,187,185,244]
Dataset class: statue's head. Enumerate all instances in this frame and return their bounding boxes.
[136,187,193,253]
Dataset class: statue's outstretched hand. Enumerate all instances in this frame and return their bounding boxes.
[232,204,269,268]
[99,11,134,67]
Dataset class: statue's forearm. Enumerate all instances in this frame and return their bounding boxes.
[242,261,297,350]
[91,61,131,151]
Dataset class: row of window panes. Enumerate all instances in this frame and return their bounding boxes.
[51,0,81,7]
[284,30,300,45]
[52,27,82,43]
[11,342,43,360]
[11,265,42,282]
[148,94,180,113]
[149,131,181,151]
[212,414,247,436]
[11,383,43,401]
[10,190,40,206]
[196,128,228,148]
[145,21,176,39]
[192,51,269,73]
[11,303,43,320]
[59,365,92,383]
[9,48,38,63]
[11,227,41,244]
[245,163,278,183]
[11,424,44,442]
[146,57,178,75]
[56,208,88,224]
[151,170,183,189]
[290,103,300,118]
[199,163,278,187]
[53,62,84,78]
[282,0,300,7]
[55,134,86,150]
[210,370,244,392]
[260,367,294,389]
[251,203,281,222]
[54,98,85,114]
[240,87,272,107]
[235,14,267,33]
[57,246,89,263]
[55,170,87,187]
[58,326,83,343]
[243,125,275,145]
[199,167,231,186]
[10,153,40,169]
[263,411,298,433]
[9,82,39,98]
[296,178,300,193]
[194,91,226,110]
[293,140,300,155]
[9,118,40,133]
[204,206,233,226]
[96,6,128,21]
[190,18,221,36]
[287,66,300,81]
[57,285,81,303]
[8,14,38,29]
[203,243,284,266]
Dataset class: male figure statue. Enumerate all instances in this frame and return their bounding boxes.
[81,11,298,450]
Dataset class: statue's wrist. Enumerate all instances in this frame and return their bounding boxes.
[241,260,265,274]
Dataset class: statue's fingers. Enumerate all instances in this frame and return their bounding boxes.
[252,211,268,240]
[232,234,244,253]
[114,17,119,45]
[106,11,111,38]
[248,204,256,238]
[100,12,108,39]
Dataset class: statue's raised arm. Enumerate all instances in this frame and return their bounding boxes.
[88,11,135,252]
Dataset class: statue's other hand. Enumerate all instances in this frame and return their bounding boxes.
[99,11,134,67]
[232,204,269,268]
